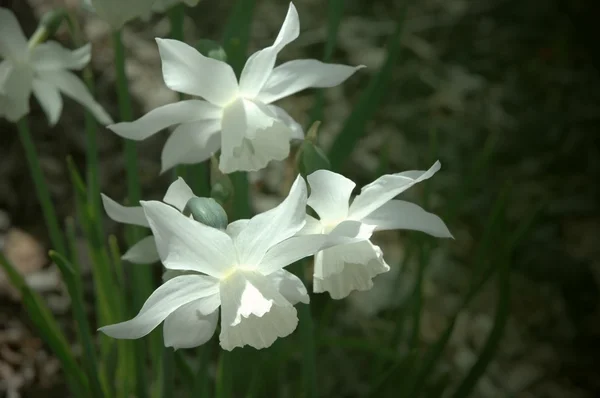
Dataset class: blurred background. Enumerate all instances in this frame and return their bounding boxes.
[1,0,599,397]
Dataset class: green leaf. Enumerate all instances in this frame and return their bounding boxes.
[50,251,105,398]
[327,5,408,170]
[0,252,89,396]
[222,0,256,76]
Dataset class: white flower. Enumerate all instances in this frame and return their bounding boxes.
[151,0,200,14]
[0,8,112,125]
[108,2,363,174]
[302,161,453,299]
[99,175,353,350]
[101,177,194,264]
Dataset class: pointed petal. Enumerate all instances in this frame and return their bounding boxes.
[32,78,63,126]
[160,120,221,173]
[219,98,291,173]
[234,175,307,266]
[238,3,300,98]
[89,0,154,29]
[108,100,220,141]
[349,161,442,220]
[268,105,304,140]
[0,8,27,59]
[219,270,297,350]
[313,241,389,299]
[162,177,195,212]
[163,295,220,349]
[361,200,453,238]
[307,169,355,223]
[31,42,91,71]
[99,274,220,339]
[270,269,309,304]
[38,70,113,125]
[122,236,160,264]
[101,193,149,227]
[156,38,238,106]
[258,234,328,275]
[297,215,322,235]
[141,200,236,278]
[0,65,33,122]
[257,60,364,104]
[225,219,249,240]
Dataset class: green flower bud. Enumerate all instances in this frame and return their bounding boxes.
[183,197,228,230]
[196,39,228,63]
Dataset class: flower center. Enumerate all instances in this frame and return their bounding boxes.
[221,265,255,281]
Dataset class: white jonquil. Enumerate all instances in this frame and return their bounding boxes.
[0,8,112,125]
[99,176,357,350]
[108,2,363,174]
[303,161,453,299]
[101,177,194,264]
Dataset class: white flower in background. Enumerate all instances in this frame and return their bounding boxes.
[100,176,358,350]
[101,177,195,264]
[82,0,155,29]
[0,8,112,125]
[109,2,363,174]
[302,161,453,299]
[151,0,200,14]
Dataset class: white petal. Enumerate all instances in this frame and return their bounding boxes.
[297,215,322,235]
[0,64,33,122]
[269,269,309,304]
[219,270,297,350]
[99,274,220,339]
[108,100,221,141]
[122,236,160,264]
[219,98,291,173]
[31,42,91,71]
[234,175,307,267]
[238,3,300,98]
[89,0,154,29]
[163,296,220,349]
[268,105,304,140]
[258,234,328,275]
[163,177,195,212]
[225,219,249,240]
[307,169,355,223]
[38,70,113,125]
[0,8,28,59]
[348,161,442,220]
[313,241,389,299]
[156,38,238,106]
[257,60,364,104]
[0,60,11,92]
[101,193,149,227]
[361,200,453,238]
[32,78,62,125]
[141,200,236,278]
[160,120,221,173]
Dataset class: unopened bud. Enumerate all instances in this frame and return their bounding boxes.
[183,197,228,230]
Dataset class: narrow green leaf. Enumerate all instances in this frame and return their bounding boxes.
[50,251,105,398]
[216,350,233,398]
[328,5,408,170]
[0,252,88,395]
[222,0,256,76]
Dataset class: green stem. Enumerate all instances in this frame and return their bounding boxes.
[230,172,251,220]
[16,118,67,256]
[216,350,233,398]
[297,303,318,398]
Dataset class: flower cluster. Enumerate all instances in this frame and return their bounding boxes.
[1,2,452,351]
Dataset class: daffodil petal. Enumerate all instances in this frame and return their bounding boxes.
[108,100,221,141]
[268,105,304,140]
[361,200,453,238]
[160,120,221,173]
[0,65,33,122]
[101,193,149,227]
[163,295,220,349]
[141,200,236,278]
[32,78,63,126]
[162,177,195,212]
[257,60,364,104]
[269,269,309,305]
[122,236,160,264]
[99,274,219,339]
[31,42,91,71]
[238,3,300,98]
[156,38,238,106]
[348,161,442,220]
[307,169,355,222]
[0,8,28,59]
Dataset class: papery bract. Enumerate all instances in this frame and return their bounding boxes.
[302,161,453,299]
[109,2,363,174]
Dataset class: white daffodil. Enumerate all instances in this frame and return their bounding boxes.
[101,177,194,264]
[108,2,363,174]
[99,175,360,350]
[302,161,453,299]
[0,9,112,126]
[82,0,156,30]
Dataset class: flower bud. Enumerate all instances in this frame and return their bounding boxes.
[183,197,228,230]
